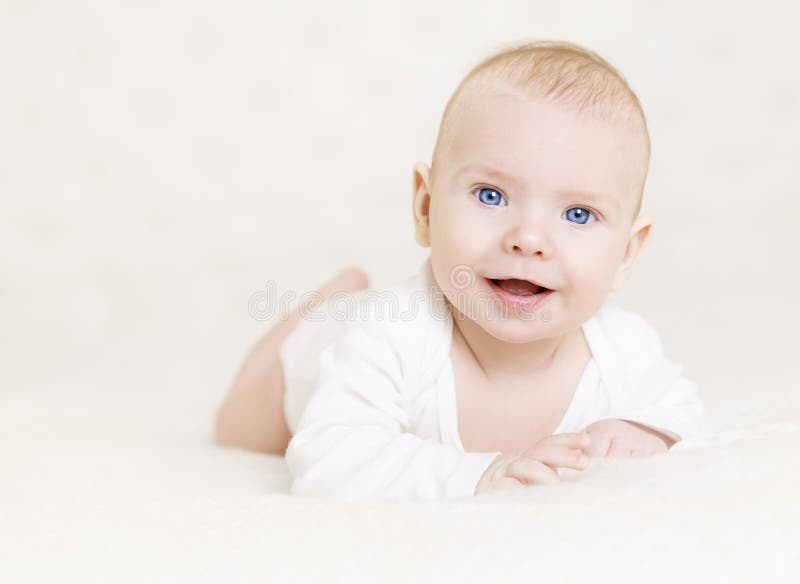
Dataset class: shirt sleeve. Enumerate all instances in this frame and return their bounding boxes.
[614,374,705,445]
[604,308,706,445]
[283,319,502,502]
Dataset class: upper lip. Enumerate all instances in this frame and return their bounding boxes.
[486,275,552,290]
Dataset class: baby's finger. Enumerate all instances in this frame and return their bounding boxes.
[492,476,525,492]
[584,434,612,458]
[525,444,590,470]
[505,457,560,485]
[533,432,591,451]
[526,434,591,461]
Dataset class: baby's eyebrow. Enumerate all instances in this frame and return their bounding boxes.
[555,188,620,212]
[457,162,620,212]
[457,162,523,186]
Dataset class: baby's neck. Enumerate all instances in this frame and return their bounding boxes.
[451,311,571,381]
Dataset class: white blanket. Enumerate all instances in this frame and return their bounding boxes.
[3,379,799,582]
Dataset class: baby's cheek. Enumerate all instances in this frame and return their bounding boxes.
[588,250,620,287]
[561,242,608,278]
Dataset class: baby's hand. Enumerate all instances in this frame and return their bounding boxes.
[474,433,591,496]
[582,418,671,458]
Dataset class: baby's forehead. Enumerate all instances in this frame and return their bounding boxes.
[453,84,643,141]
[448,93,647,169]
[440,89,646,217]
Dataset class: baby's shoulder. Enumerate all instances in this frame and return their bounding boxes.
[589,300,665,359]
[588,300,689,400]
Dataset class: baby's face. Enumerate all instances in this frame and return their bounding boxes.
[413,89,652,343]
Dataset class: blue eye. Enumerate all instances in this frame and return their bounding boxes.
[475,187,507,206]
[564,207,595,225]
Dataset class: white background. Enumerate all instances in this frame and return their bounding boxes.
[3,0,798,404]
[2,1,799,581]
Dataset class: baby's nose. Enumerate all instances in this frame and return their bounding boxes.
[504,224,551,257]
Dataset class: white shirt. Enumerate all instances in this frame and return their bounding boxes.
[282,258,705,502]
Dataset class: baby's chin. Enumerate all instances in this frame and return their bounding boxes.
[449,300,561,344]
[476,316,560,344]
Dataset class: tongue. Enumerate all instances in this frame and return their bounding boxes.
[496,278,543,296]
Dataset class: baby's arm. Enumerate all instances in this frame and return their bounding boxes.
[581,418,675,458]
[599,307,705,447]
[623,420,677,448]
[284,320,502,502]
[611,359,704,447]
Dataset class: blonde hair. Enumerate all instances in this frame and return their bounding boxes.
[431,40,650,219]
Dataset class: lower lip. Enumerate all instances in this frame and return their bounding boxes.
[485,278,555,312]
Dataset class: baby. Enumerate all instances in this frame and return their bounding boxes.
[215,40,705,501]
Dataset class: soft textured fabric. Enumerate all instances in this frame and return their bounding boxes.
[281,257,705,502]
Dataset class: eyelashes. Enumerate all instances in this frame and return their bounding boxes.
[471,186,599,225]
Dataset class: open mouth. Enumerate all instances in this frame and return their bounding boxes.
[487,277,550,296]
[485,277,554,312]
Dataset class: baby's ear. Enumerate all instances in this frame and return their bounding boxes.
[611,215,653,291]
[411,162,432,248]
